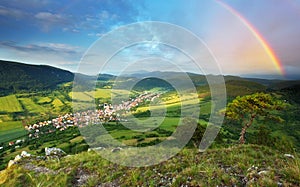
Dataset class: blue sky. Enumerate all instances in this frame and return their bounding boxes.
[0,0,300,79]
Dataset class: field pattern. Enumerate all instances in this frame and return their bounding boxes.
[52,98,64,108]
[85,89,132,99]
[0,95,23,113]
[69,92,93,102]
[19,98,46,114]
[37,97,52,104]
[0,121,26,143]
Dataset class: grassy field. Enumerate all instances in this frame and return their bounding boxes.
[0,121,26,143]
[71,101,94,111]
[0,115,13,123]
[85,89,132,99]
[37,97,52,104]
[18,98,47,114]
[69,92,93,102]
[0,95,23,113]
[52,98,64,108]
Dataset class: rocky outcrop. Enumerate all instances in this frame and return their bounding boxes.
[45,147,66,157]
[7,151,31,168]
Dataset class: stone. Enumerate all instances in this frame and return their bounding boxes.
[89,147,105,152]
[21,151,31,157]
[111,147,122,152]
[14,155,22,162]
[284,154,295,159]
[45,147,66,157]
[258,170,268,175]
[7,160,15,168]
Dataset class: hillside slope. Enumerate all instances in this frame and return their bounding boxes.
[0,145,299,186]
[0,60,74,95]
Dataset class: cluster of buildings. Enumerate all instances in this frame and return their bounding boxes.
[23,92,161,139]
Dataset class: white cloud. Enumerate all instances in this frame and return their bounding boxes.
[35,12,62,21]
[34,12,71,32]
[0,5,28,19]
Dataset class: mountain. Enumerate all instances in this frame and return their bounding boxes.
[0,60,74,95]
[1,60,299,97]
[278,82,300,104]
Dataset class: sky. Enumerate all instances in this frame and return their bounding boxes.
[0,0,300,79]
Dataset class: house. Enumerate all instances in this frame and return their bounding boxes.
[8,142,14,146]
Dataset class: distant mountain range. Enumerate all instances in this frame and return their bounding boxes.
[1,60,299,98]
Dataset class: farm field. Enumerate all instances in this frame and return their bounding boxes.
[52,98,64,108]
[0,115,12,122]
[0,121,26,143]
[135,93,200,115]
[18,98,47,114]
[85,88,133,99]
[69,92,93,102]
[37,97,52,104]
[0,85,207,147]
[0,95,23,113]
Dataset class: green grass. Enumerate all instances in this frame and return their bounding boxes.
[0,95,23,113]
[70,136,84,144]
[1,145,299,186]
[71,101,93,111]
[37,97,52,104]
[0,115,13,123]
[85,89,132,99]
[52,98,64,108]
[0,121,23,132]
[0,121,26,143]
[69,92,93,102]
[19,98,47,114]
[85,89,111,99]
[200,101,212,115]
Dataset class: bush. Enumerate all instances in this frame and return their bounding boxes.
[28,145,37,150]
[145,133,159,138]
[137,137,145,142]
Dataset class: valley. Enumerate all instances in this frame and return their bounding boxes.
[0,61,299,186]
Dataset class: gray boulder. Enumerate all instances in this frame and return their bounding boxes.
[45,147,66,157]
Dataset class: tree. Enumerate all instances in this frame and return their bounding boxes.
[225,93,285,144]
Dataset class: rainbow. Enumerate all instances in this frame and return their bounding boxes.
[216,0,285,75]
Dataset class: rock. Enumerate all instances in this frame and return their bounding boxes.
[111,147,122,152]
[21,151,31,157]
[277,182,283,187]
[258,170,268,176]
[284,154,295,159]
[247,165,258,172]
[88,147,105,152]
[23,163,56,175]
[14,155,22,162]
[7,160,15,168]
[45,147,66,157]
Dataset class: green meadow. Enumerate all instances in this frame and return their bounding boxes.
[0,121,26,143]
[0,95,23,113]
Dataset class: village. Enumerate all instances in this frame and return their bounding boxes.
[4,92,162,149]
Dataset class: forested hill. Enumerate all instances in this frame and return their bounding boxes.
[0,60,74,95]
